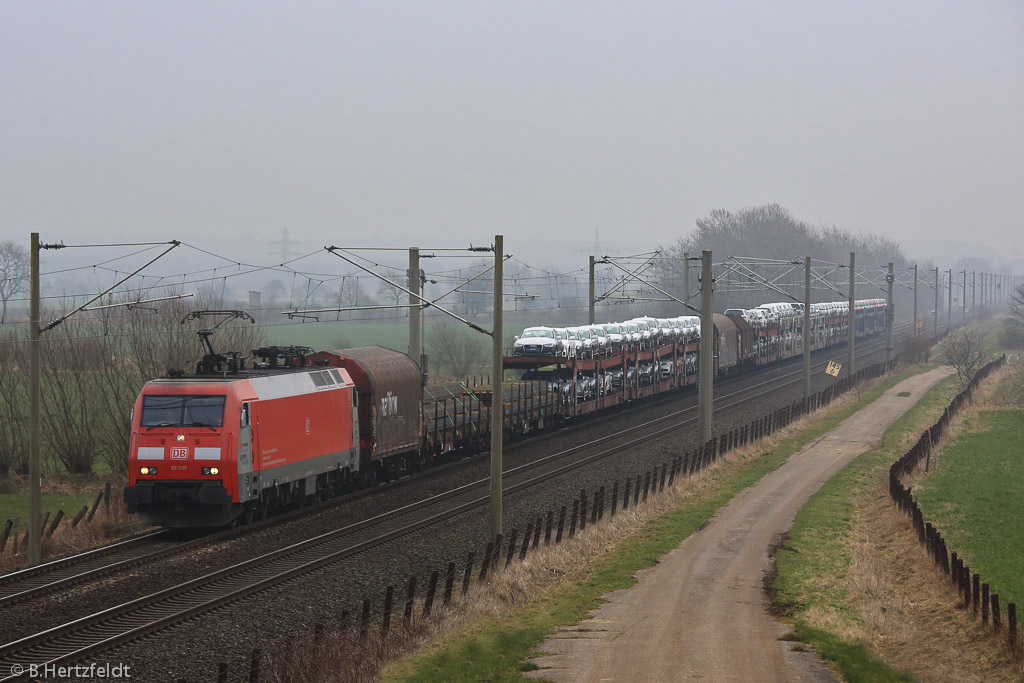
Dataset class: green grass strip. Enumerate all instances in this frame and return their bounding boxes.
[914,408,1024,608]
[383,366,930,683]
[772,372,962,682]
[0,492,95,531]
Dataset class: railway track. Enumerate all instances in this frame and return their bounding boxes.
[0,326,919,680]
[0,324,902,609]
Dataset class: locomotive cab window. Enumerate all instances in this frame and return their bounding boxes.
[141,395,227,427]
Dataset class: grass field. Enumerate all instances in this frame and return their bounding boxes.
[382,367,923,682]
[261,317,541,354]
[913,367,1024,609]
[0,491,95,531]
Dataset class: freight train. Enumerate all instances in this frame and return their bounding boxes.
[125,298,886,527]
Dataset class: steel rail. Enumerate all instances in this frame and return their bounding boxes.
[0,322,910,612]
[0,325,921,679]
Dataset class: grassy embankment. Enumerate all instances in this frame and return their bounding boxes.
[913,364,1024,608]
[773,355,1024,680]
[382,365,932,682]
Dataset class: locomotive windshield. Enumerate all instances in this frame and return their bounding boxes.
[141,395,227,427]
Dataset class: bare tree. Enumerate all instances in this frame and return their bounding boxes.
[426,321,487,378]
[1001,281,1024,349]
[333,277,376,319]
[1010,281,1024,322]
[376,270,407,308]
[0,240,30,323]
[940,325,987,386]
[662,204,909,312]
[0,328,29,475]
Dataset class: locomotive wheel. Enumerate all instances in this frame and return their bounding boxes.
[243,505,256,525]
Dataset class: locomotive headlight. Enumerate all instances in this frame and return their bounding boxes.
[140,466,157,475]
[202,467,220,475]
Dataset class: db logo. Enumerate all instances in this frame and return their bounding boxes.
[170,447,188,460]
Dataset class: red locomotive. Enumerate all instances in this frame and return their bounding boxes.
[125,345,422,527]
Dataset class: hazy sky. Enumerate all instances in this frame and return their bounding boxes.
[3,1,1023,274]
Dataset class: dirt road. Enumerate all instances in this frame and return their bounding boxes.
[525,366,953,682]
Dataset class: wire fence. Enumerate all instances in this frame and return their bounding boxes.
[888,354,1020,656]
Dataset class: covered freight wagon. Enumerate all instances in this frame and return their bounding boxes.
[713,313,754,373]
[309,347,423,469]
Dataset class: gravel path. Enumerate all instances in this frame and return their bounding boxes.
[524,366,953,683]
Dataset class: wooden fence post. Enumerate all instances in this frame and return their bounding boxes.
[462,553,474,596]
[505,529,518,568]
[569,500,579,539]
[0,519,12,553]
[610,483,618,517]
[382,585,394,635]
[622,478,631,511]
[86,489,103,523]
[71,505,88,528]
[104,482,111,516]
[982,583,990,624]
[556,506,566,543]
[444,561,456,605]
[516,528,532,565]
[1009,603,1017,651]
[579,490,588,531]
[423,570,439,616]
[45,510,64,539]
[545,510,554,545]
[479,543,493,581]
[217,662,228,683]
[404,576,416,625]
[360,599,371,640]
[992,594,1001,633]
[519,525,531,560]
[249,648,262,683]
[533,518,542,548]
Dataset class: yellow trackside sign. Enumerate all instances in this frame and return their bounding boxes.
[825,361,842,377]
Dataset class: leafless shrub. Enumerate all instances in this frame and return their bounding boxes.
[0,328,28,475]
[900,335,933,364]
[1003,282,1024,349]
[426,321,487,377]
[940,325,987,386]
[1009,281,1024,322]
[0,240,29,323]
[39,316,103,474]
